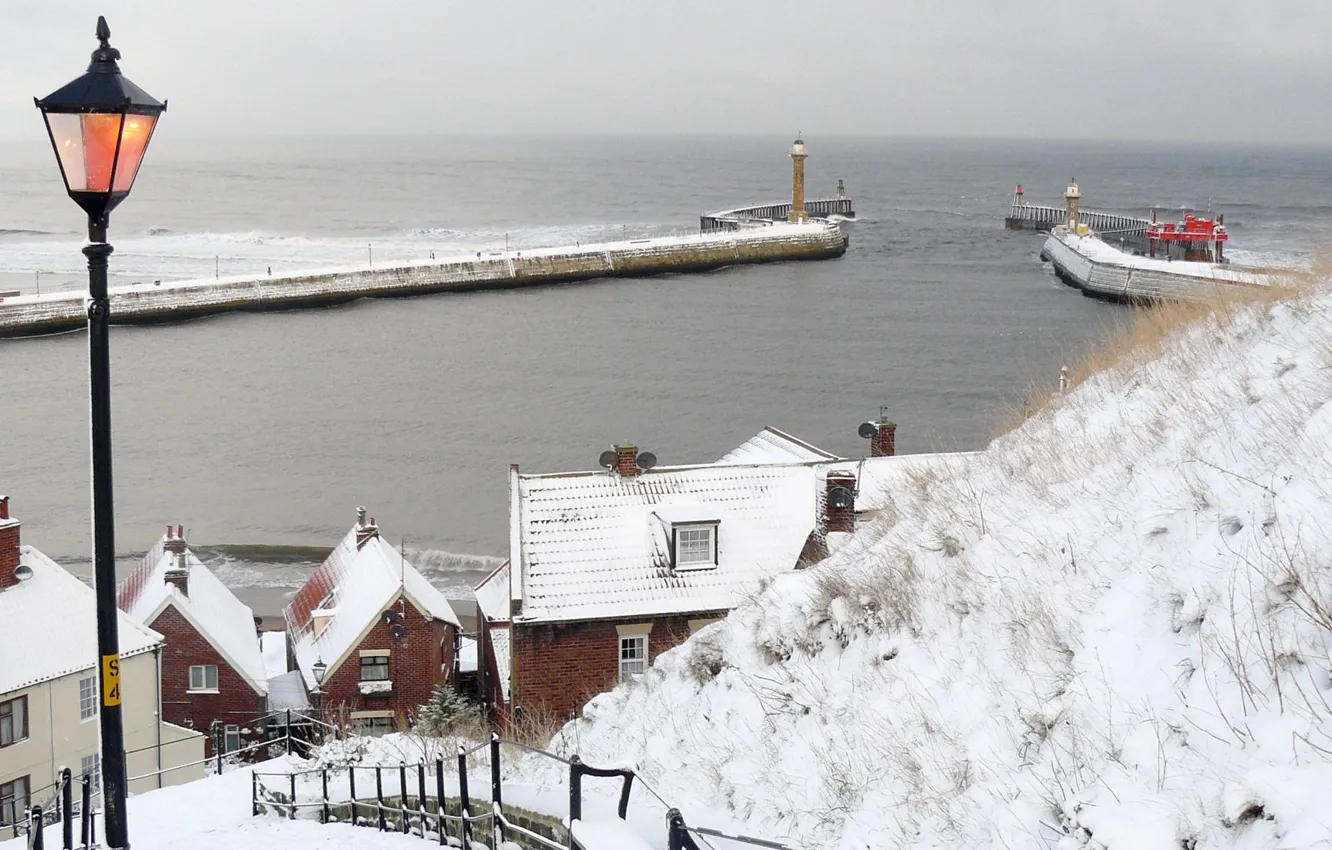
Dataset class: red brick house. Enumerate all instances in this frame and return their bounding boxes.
[284,509,463,735]
[480,423,972,723]
[118,526,268,754]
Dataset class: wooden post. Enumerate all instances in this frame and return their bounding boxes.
[456,744,471,846]
[29,805,43,850]
[251,772,259,817]
[569,755,583,823]
[321,768,329,824]
[416,762,427,839]
[79,777,91,849]
[289,773,296,821]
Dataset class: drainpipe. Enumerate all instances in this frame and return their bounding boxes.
[155,646,164,789]
[48,680,56,793]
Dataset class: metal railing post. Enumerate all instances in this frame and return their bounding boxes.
[456,744,471,846]
[489,732,504,845]
[398,763,409,834]
[375,766,386,831]
[79,777,91,850]
[251,772,259,817]
[284,709,292,756]
[321,768,329,824]
[568,755,583,823]
[666,808,685,850]
[416,761,427,839]
[61,769,72,850]
[214,721,224,775]
[348,767,357,826]
[28,805,43,850]
[288,773,296,821]
[434,757,446,846]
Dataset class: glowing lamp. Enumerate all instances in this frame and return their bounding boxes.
[312,658,328,687]
[35,16,166,228]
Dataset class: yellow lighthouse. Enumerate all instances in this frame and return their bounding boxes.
[1065,179,1081,231]
[789,135,808,223]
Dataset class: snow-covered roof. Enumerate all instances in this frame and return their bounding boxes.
[841,452,983,512]
[284,523,462,690]
[265,670,311,712]
[717,427,841,465]
[119,535,268,695]
[260,631,288,679]
[473,560,511,623]
[490,626,511,702]
[1,546,162,694]
[511,462,819,623]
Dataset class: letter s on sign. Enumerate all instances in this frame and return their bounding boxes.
[102,655,121,706]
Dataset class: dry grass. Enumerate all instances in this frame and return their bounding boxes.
[992,267,1321,439]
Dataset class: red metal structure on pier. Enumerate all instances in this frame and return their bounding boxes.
[1147,212,1228,262]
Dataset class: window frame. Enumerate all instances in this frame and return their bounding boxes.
[353,716,394,737]
[80,754,101,793]
[360,655,391,682]
[672,522,719,570]
[224,724,241,753]
[0,775,29,828]
[188,664,219,693]
[618,634,647,681]
[79,676,98,721]
[0,696,28,748]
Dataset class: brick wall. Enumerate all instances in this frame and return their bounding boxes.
[152,605,264,753]
[0,520,19,591]
[511,610,726,721]
[319,594,457,728]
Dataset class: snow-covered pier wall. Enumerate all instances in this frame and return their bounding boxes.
[0,222,847,338]
[1042,227,1275,303]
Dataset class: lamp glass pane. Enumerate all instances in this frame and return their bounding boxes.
[82,113,125,193]
[45,113,87,192]
[112,114,157,193]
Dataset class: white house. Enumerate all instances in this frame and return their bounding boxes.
[0,500,204,837]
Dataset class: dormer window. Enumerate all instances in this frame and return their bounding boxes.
[673,523,718,570]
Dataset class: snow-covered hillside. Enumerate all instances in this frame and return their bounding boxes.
[526,285,1332,849]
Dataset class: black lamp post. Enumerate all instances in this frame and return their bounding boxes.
[34,18,165,850]
[312,658,328,738]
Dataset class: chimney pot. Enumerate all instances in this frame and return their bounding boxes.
[166,524,173,539]
[0,496,8,521]
[614,444,639,478]
[177,524,184,539]
[356,505,367,527]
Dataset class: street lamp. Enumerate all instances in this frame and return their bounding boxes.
[312,658,328,735]
[34,18,165,850]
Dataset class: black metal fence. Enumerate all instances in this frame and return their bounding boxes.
[252,731,795,850]
[14,768,99,850]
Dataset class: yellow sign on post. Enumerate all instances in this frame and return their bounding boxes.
[101,654,121,706]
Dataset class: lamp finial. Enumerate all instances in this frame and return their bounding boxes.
[90,16,121,69]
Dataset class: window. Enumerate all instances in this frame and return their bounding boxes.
[619,635,647,681]
[188,665,219,692]
[79,676,98,720]
[0,697,27,747]
[224,725,241,753]
[0,776,29,828]
[360,655,390,681]
[80,754,100,793]
[673,524,717,569]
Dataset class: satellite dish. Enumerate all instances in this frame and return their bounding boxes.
[637,451,657,471]
[827,486,854,510]
[390,623,407,639]
[598,450,618,469]
[12,564,33,582]
[381,610,401,625]
[858,421,878,440]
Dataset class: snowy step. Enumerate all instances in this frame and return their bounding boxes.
[569,817,653,850]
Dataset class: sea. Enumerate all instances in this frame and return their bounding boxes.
[2,134,1330,617]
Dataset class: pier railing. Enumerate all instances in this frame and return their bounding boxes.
[252,731,796,850]
[701,197,855,232]
[1005,202,1150,236]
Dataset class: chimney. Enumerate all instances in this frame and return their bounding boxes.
[825,471,856,535]
[614,444,639,478]
[0,497,20,591]
[871,421,896,458]
[356,507,380,549]
[163,525,189,596]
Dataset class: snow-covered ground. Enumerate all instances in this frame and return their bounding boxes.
[509,282,1332,848]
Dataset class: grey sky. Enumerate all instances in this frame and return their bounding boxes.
[2,0,1331,144]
